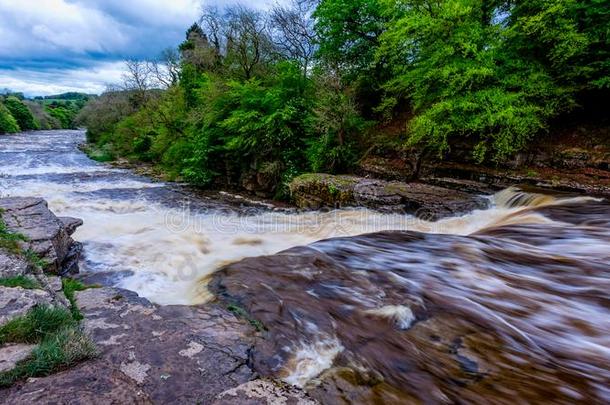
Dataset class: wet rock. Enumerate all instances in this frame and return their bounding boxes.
[0,286,54,326]
[211,199,610,404]
[289,174,488,219]
[214,379,317,405]
[58,217,83,236]
[1,287,257,404]
[0,344,36,373]
[357,156,416,181]
[0,197,83,274]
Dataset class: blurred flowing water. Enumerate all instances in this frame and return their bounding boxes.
[2,130,609,402]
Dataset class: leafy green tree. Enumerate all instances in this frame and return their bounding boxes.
[0,103,20,134]
[314,0,386,73]
[378,0,570,161]
[308,74,372,172]
[4,96,38,130]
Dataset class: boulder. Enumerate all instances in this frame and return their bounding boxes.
[58,217,84,236]
[289,174,488,220]
[0,198,83,274]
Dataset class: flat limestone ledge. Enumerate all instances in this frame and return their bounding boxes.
[0,287,259,404]
[289,173,489,220]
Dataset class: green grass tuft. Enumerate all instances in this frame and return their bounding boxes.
[0,217,27,254]
[0,326,97,388]
[227,303,266,332]
[0,306,76,345]
[0,276,41,290]
[61,278,89,321]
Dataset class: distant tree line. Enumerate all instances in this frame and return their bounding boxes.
[0,92,92,134]
[77,0,610,196]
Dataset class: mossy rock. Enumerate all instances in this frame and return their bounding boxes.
[289,174,360,209]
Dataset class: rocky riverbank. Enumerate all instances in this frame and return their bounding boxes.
[0,197,314,404]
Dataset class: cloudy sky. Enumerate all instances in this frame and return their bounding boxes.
[0,0,274,96]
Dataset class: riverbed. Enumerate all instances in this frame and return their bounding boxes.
[1,130,609,402]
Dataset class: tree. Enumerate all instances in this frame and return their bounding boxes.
[269,0,317,77]
[377,0,568,161]
[122,59,153,107]
[0,102,20,134]
[314,0,387,74]
[148,48,181,88]
[224,6,273,79]
[3,96,38,130]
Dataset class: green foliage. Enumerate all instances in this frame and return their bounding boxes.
[24,101,61,130]
[3,96,38,130]
[79,0,610,191]
[308,81,372,172]
[0,276,41,290]
[227,303,266,332]
[0,102,21,134]
[377,0,607,161]
[314,0,386,73]
[45,102,79,129]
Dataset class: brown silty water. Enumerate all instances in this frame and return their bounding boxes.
[212,190,610,404]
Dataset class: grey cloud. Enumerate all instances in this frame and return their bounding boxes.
[0,0,275,95]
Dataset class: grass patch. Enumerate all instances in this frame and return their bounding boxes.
[0,305,97,388]
[0,216,27,254]
[61,278,89,321]
[0,275,41,290]
[23,249,48,269]
[227,303,266,332]
[0,326,96,388]
[0,306,76,345]
[82,144,116,162]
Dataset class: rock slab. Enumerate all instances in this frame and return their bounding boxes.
[0,197,83,274]
[1,287,257,404]
[290,174,488,219]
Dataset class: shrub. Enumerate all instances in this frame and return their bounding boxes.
[0,276,41,290]
[3,96,38,130]
[0,103,20,134]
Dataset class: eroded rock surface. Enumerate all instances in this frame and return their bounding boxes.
[0,345,36,373]
[0,253,29,279]
[289,174,488,219]
[214,379,317,405]
[0,286,55,327]
[1,287,257,404]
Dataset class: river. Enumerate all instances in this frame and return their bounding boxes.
[1,130,609,402]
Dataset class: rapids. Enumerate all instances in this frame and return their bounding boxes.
[1,130,609,402]
[0,130,535,304]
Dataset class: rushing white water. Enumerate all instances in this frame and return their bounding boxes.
[0,130,588,306]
